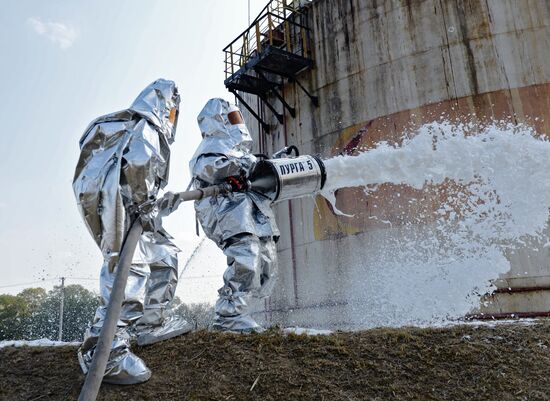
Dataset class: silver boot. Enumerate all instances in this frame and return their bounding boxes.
[78,331,151,385]
[133,255,195,346]
[136,314,195,346]
[213,288,264,333]
[212,313,265,333]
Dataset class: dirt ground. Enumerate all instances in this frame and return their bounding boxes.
[2,321,550,401]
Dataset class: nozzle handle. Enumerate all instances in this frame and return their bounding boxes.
[272,145,300,159]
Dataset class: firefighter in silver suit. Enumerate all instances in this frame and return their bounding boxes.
[190,98,279,333]
[73,79,192,384]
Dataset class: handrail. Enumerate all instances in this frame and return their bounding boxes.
[223,0,313,80]
[222,10,311,52]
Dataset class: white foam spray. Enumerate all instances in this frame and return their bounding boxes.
[320,121,550,327]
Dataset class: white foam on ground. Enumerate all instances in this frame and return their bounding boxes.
[441,318,541,328]
[0,339,81,348]
[319,121,550,327]
[283,327,333,335]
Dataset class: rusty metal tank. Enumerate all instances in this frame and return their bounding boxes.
[236,0,550,329]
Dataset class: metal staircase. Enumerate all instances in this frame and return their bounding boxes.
[223,0,318,132]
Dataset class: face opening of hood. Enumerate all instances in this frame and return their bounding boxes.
[197,98,249,136]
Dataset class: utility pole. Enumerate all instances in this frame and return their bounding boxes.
[58,277,65,341]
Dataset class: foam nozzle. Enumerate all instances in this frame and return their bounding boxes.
[249,155,326,203]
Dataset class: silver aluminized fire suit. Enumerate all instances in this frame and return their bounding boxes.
[190,98,279,332]
[73,79,192,385]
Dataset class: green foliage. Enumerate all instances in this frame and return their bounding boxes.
[0,285,99,342]
[0,294,28,339]
[0,285,214,341]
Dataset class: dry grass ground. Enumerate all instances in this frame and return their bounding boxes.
[1,321,550,401]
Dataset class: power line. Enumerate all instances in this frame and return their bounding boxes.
[64,277,99,281]
[180,275,220,280]
[1,259,221,292]
[0,276,99,290]
[0,272,220,290]
[0,279,57,289]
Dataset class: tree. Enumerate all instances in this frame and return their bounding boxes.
[18,288,47,310]
[0,294,27,340]
[174,302,214,330]
[58,284,99,341]
[0,285,99,342]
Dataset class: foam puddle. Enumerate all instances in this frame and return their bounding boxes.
[319,121,550,327]
[0,339,81,348]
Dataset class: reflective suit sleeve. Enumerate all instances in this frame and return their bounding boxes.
[120,120,167,209]
[192,153,255,185]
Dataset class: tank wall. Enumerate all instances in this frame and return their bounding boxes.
[240,0,550,328]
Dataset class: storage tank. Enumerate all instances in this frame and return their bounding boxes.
[224,0,550,329]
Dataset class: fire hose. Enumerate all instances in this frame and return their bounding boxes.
[78,152,326,401]
[77,183,233,401]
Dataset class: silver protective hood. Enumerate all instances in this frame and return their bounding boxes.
[190,98,255,181]
[189,98,279,242]
[196,98,252,152]
[73,79,181,270]
[129,79,180,144]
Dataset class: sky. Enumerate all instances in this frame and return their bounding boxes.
[0,0,265,303]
